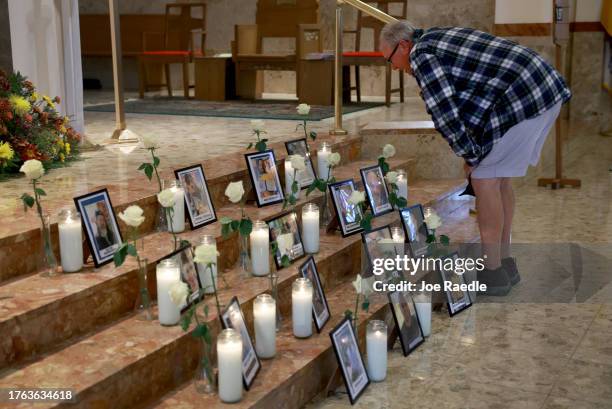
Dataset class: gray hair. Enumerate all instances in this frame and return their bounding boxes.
[380,20,417,46]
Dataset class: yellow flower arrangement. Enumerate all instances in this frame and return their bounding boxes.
[59,126,67,134]
[0,141,14,161]
[59,153,65,162]
[9,95,31,117]
[29,92,39,103]
[63,116,69,125]
[43,95,55,109]
[65,142,71,155]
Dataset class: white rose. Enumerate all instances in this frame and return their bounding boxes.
[385,171,398,184]
[328,152,341,167]
[118,205,145,227]
[352,274,374,296]
[296,103,311,115]
[348,190,366,205]
[194,243,219,265]
[424,210,442,230]
[20,159,44,180]
[289,154,306,172]
[225,181,245,203]
[157,188,176,208]
[352,274,363,294]
[382,144,396,159]
[169,281,189,307]
[141,134,159,150]
[251,119,265,133]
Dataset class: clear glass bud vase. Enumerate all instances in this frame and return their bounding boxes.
[40,213,59,277]
[135,257,154,321]
[195,337,216,394]
[237,233,251,277]
[320,193,332,228]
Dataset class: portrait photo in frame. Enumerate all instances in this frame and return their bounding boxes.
[329,317,370,405]
[267,211,305,269]
[360,165,393,217]
[360,225,398,279]
[162,246,203,313]
[438,252,473,317]
[245,150,284,207]
[174,164,217,230]
[285,138,317,188]
[74,188,122,268]
[400,204,430,257]
[220,297,261,390]
[388,290,425,356]
[329,179,364,237]
[298,256,330,332]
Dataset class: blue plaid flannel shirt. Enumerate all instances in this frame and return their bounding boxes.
[410,27,572,167]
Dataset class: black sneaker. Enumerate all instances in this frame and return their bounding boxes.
[502,257,521,285]
[477,266,511,296]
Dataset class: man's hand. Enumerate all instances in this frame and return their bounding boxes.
[463,163,473,178]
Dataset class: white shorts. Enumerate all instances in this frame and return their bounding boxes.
[471,101,562,179]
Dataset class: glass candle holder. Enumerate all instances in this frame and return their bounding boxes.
[253,294,276,359]
[250,220,270,277]
[197,235,218,294]
[217,328,243,403]
[317,141,331,181]
[301,203,319,254]
[390,226,405,256]
[366,320,388,381]
[292,277,313,338]
[58,209,83,273]
[396,169,408,203]
[414,291,432,337]
[163,179,185,233]
[156,259,181,326]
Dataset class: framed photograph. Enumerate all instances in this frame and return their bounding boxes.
[400,204,430,257]
[267,211,305,269]
[388,291,425,356]
[245,150,284,207]
[298,256,330,332]
[174,164,217,230]
[360,165,393,217]
[329,317,370,405]
[162,246,203,313]
[361,225,393,269]
[285,138,317,188]
[329,179,364,237]
[220,297,261,390]
[74,188,123,268]
[438,252,472,317]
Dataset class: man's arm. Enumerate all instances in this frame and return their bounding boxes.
[411,51,481,167]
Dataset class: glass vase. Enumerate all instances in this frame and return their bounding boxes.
[270,273,282,331]
[237,233,251,277]
[135,257,154,321]
[154,205,167,233]
[320,192,332,228]
[40,213,59,277]
[195,337,216,394]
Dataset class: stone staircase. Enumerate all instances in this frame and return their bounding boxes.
[0,130,476,409]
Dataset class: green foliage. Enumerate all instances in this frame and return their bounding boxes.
[361,298,370,312]
[378,157,390,175]
[255,139,268,152]
[281,255,291,268]
[138,162,154,181]
[309,131,317,141]
[344,309,353,320]
[34,187,46,197]
[113,243,129,267]
[20,193,34,208]
[439,235,450,246]
[221,215,252,237]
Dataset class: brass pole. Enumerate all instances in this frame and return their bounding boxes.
[330,4,347,135]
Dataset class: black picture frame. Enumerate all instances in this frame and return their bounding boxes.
[388,291,425,356]
[285,138,317,188]
[161,245,203,314]
[267,211,305,269]
[298,256,331,332]
[244,150,284,207]
[360,165,393,217]
[174,164,217,230]
[329,317,370,405]
[361,224,393,270]
[73,188,123,268]
[438,252,473,317]
[328,179,364,238]
[220,297,261,390]
[400,204,430,257]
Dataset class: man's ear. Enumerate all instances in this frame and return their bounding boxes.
[399,40,411,51]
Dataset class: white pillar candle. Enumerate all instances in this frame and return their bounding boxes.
[217,328,243,403]
[58,209,83,273]
[366,320,388,381]
[156,259,181,326]
[390,226,405,257]
[284,159,301,200]
[317,142,331,181]
[165,179,185,233]
[301,203,319,254]
[396,169,408,204]
[292,277,313,338]
[254,294,276,358]
[196,235,217,294]
[250,221,270,277]
[414,292,432,337]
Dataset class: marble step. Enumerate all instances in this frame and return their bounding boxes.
[0,134,363,283]
[0,158,419,369]
[0,180,468,409]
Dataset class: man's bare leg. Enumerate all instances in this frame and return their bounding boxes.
[500,178,514,259]
[472,178,503,270]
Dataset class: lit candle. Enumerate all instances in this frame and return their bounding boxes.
[292,277,313,338]
[390,226,405,257]
[156,259,181,326]
[253,294,276,359]
[317,142,331,181]
[396,170,408,205]
[284,158,301,200]
[165,179,185,233]
[250,221,270,277]
[366,320,387,381]
[196,235,217,294]
[217,328,243,403]
[301,203,319,254]
[414,292,431,337]
[58,209,83,273]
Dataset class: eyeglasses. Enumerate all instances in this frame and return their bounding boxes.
[386,42,400,63]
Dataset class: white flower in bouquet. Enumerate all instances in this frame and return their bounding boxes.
[328,152,341,167]
[352,274,374,296]
[382,144,396,159]
[296,103,311,115]
[348,190,366,205]
[20,159,44,180]
[169,281,189,307]
[157,188,176,208]
[118,205,145,227]
[225,181,245,203]
[193,243,220,265]
[385,171,398,184]
[289,154,306,172]
[424,208,442,230]
[251,119,266,133]
[141,134,159,150]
